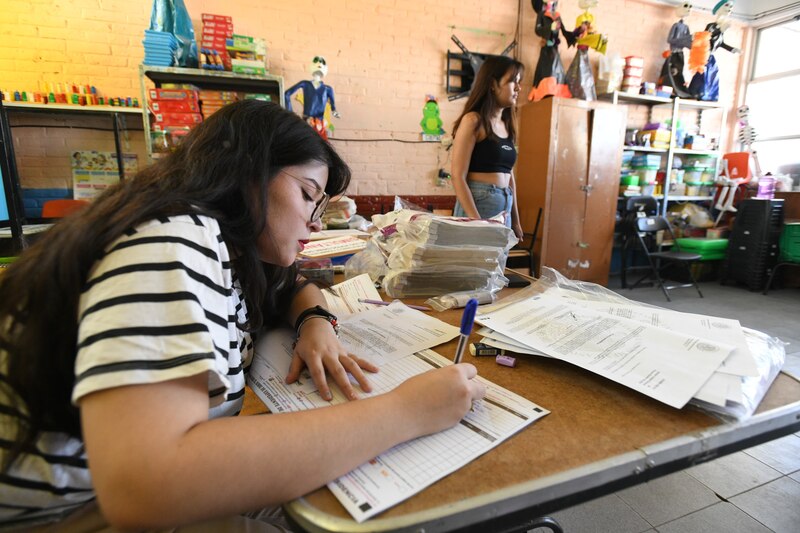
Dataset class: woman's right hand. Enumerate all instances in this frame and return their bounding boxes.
[391,363,486,438]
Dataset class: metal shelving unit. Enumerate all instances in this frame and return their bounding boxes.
[0,99,142,252]
[603,91,727,215]
[139,65,284,161]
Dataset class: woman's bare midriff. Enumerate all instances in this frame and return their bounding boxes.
[467,171,511,188]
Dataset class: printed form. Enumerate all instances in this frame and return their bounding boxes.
[247,332,548,522]
[476,293,734,409]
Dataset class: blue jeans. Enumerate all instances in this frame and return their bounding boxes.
[453,181,513,228]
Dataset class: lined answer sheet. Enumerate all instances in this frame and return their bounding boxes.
[247,332,548,522]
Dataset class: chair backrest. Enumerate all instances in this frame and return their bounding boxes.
[41,199,89,218]
[625,195,659,216]
[636,215,671,234]
[722,152,751,183]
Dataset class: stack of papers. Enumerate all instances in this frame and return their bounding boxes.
[367,210,518,298]
[246,274,550,522]
[299,234,367,258]
[475,290,759,410]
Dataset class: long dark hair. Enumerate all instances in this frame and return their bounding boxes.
[452,55,524,143]
[0,100,350,468]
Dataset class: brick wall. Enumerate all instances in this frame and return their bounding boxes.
[0,0,748,197]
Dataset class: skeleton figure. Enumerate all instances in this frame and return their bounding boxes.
[529,0,580,101]
[284,56,340,139]
[715,105,761,218]
[688,0,740,101]
[565,0,608,100]
[658,2,693,98]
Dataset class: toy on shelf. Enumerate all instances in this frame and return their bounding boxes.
[565,0,608,101]
[529,0,579,101]
[688,0,740,101]
[284,56,340,139]
[420,95,444,141]
[1,83,139,108]
[714,105,761,224]
[658,2,694,98]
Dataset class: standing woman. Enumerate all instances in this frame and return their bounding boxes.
[0,101,485,531]
[451,56,525,240]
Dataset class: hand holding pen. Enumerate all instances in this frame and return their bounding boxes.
[454,298,478,364]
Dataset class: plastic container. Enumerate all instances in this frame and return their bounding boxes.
[700,170,715,183]
[620,174,640,186]
[671,168,685,184]
[684,168,703,182]
[676,238,729,261]
[685,182,702,196]
[636,166,659,184]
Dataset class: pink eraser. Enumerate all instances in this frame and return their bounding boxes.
[496,354,516,367]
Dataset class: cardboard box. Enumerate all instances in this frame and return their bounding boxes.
[201,13,232,24]
[148,88,199,102]
[151,99,200,113]
[153,112,204,126]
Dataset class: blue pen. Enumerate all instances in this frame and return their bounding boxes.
[453,298,479,364]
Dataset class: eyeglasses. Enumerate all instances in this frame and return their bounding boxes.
[282,170,330,222]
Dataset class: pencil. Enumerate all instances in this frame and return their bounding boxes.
[358,298,431,312]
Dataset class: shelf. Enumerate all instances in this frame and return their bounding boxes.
[667,195,714,202]
[673,148,720,156]
[622,146,667,153]
[2,102,142,115]
[601,91,672,106]
[141,65,283,95]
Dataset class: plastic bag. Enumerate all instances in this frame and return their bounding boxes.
[150,0,198,68]
[426,289,498,311]
[484,267,785,422]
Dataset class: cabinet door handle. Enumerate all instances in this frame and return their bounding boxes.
[579,260,591,269]
[567,259,579,268]
[580,185,594,192]
[577,241,589,249]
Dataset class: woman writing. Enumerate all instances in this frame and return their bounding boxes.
[451,55,525,240]
[0,101,485,531]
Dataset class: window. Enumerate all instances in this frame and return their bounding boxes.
[746,16,800,184]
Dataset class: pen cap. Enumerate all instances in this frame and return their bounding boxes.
[459,298,478,336]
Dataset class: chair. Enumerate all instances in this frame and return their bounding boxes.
[507,207,543,276]
[629,215,704,301]
[619,196,659,289]
[41,199,89,218]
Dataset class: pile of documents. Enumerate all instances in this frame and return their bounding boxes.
[474,268,784,418]
[366,209,518,297]
[247,273,549,522]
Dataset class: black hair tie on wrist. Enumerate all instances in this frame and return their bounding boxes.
[293,305,339,344]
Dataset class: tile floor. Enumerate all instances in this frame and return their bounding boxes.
[530,276,800,533]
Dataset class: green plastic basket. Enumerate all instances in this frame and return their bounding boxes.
[779,223,800,262]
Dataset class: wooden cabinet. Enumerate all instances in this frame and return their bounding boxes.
[516,97,626,286]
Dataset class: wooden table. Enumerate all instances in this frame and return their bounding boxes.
[243,284,800,533]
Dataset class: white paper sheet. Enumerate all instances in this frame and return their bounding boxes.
[337,302,459,366]
[247,332,549,522]
[329,273,383,315]
[476,293,734,409]
[310,229,370,241]
[563,299,757,377]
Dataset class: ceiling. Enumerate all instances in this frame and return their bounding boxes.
[660,0,800,24]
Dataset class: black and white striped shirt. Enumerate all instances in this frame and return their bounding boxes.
[1,215,253,528]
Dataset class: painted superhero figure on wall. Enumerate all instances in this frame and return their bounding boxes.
[688,0,740,101]
[284,56,340,139]
[565,0,608,101]
[658,2,694,98]
[529,0,579,101]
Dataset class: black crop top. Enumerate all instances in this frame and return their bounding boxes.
[468,135,517,173]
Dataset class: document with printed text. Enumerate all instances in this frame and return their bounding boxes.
[476,293,734,409]
[247,331,549,522]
